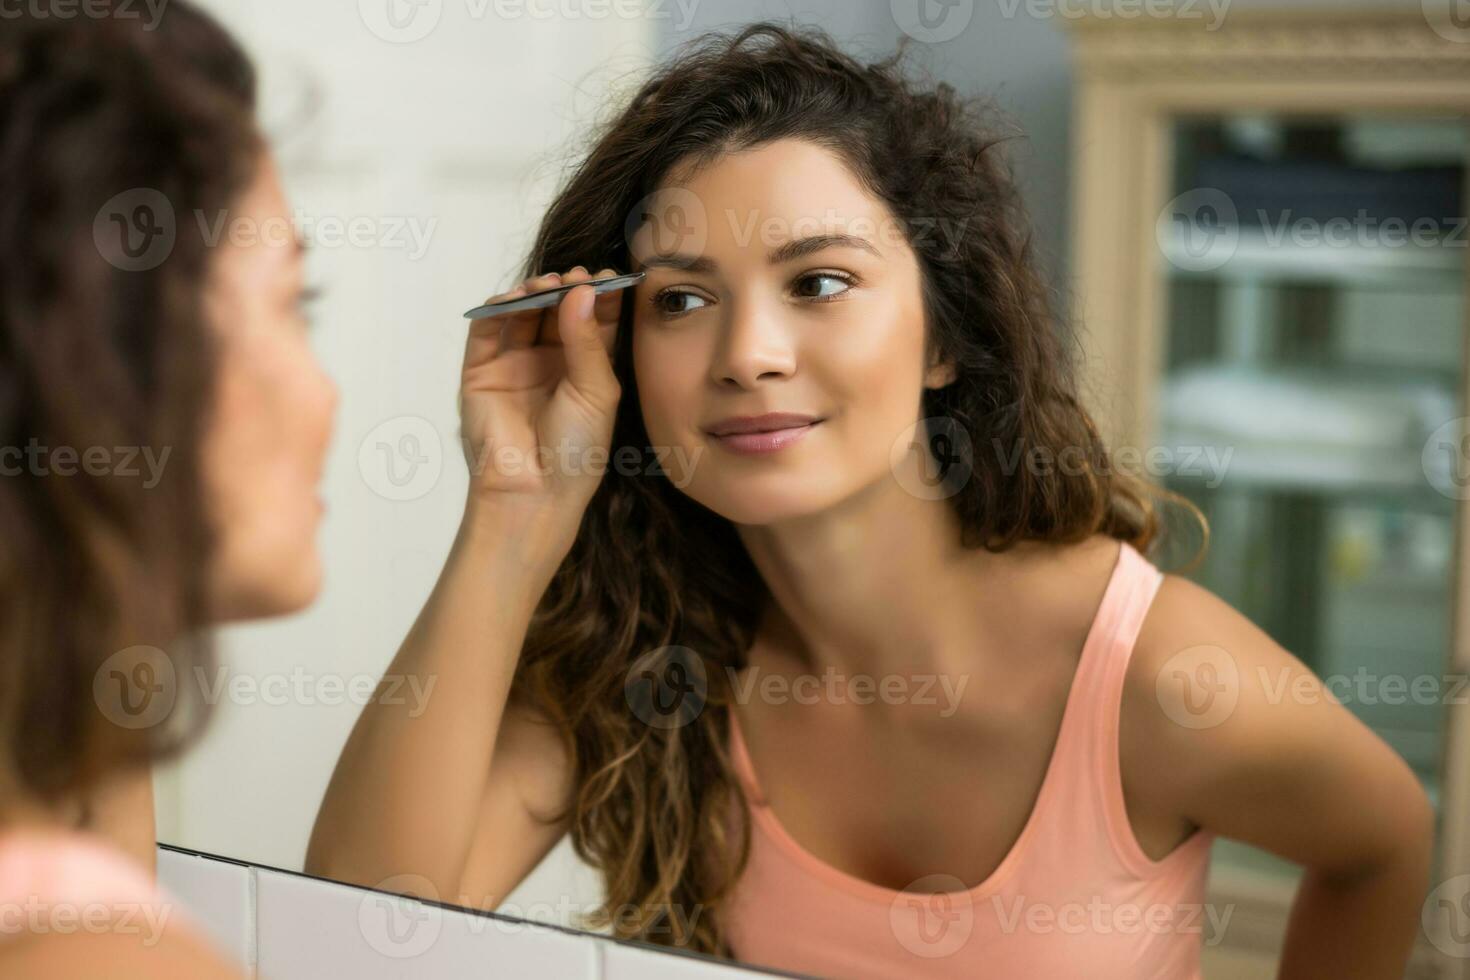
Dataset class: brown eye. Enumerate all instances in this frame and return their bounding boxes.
[794,272,854,300]
[651,289,709,318]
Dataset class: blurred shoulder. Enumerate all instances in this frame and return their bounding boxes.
[0,923,242,980]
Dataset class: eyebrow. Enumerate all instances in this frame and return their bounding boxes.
[635,233,880,274]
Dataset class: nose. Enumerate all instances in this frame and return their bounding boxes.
[709,298,796,389]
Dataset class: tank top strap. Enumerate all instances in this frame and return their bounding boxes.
[1092,540,1164,697]
[1057,538,1187,879]
[1053,538,1157,722]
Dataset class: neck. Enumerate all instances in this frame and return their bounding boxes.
[736,455,1040,683]
[0,766,156,877]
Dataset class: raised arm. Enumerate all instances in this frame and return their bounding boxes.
[305,266,627,905]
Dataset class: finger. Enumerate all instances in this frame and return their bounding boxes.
[463,283,528,369]
[590,267,626,328]
[465,277,544,340]
[534,266,593,347]
[499,272,562,352]
[558,283,619,407]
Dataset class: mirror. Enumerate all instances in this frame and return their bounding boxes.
[145,3,927,976]
[101,4,1466,980]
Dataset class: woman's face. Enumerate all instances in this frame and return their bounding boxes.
[631,138,954,525]
[201,151,337,620]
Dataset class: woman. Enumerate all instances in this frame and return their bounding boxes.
[308,22,1434,979]
[0,4,335,977]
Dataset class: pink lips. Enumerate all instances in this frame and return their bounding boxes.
[709,420,820,455]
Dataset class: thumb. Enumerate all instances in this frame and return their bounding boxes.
[558,284,620,406]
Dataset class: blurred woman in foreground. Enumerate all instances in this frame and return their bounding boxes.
[0,3,336,976]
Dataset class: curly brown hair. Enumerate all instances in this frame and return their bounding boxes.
[513,19,1207,958]
[0,2,261,810]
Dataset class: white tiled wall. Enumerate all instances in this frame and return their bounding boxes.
[157,846,785,980]
[603,942,774,980]
[156,847,255,972]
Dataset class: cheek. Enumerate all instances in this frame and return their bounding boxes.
[813,317,927,434]
[225,338,290,450]
[207,332,319,511]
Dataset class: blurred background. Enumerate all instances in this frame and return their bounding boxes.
[157,2,1470,977]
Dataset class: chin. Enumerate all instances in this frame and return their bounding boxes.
[213,549,324,622]
[690,481,836,527]
[273,550,325,613]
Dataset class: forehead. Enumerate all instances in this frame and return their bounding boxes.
[212,153,304,279]
[632,139,902,264]
[675,139,872,212]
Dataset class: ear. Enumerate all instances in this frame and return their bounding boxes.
[924,356,958,390]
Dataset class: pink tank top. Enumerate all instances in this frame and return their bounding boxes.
[0,827,193,948]
[723,539,1217,979]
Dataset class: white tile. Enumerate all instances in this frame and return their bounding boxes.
[255,867,599,979]
[155,846,255,973]
[602,941,785,980]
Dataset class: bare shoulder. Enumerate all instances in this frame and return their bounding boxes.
[1121,568,1433,874]
[1122,572,1280,801]
[0,923,241,980]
